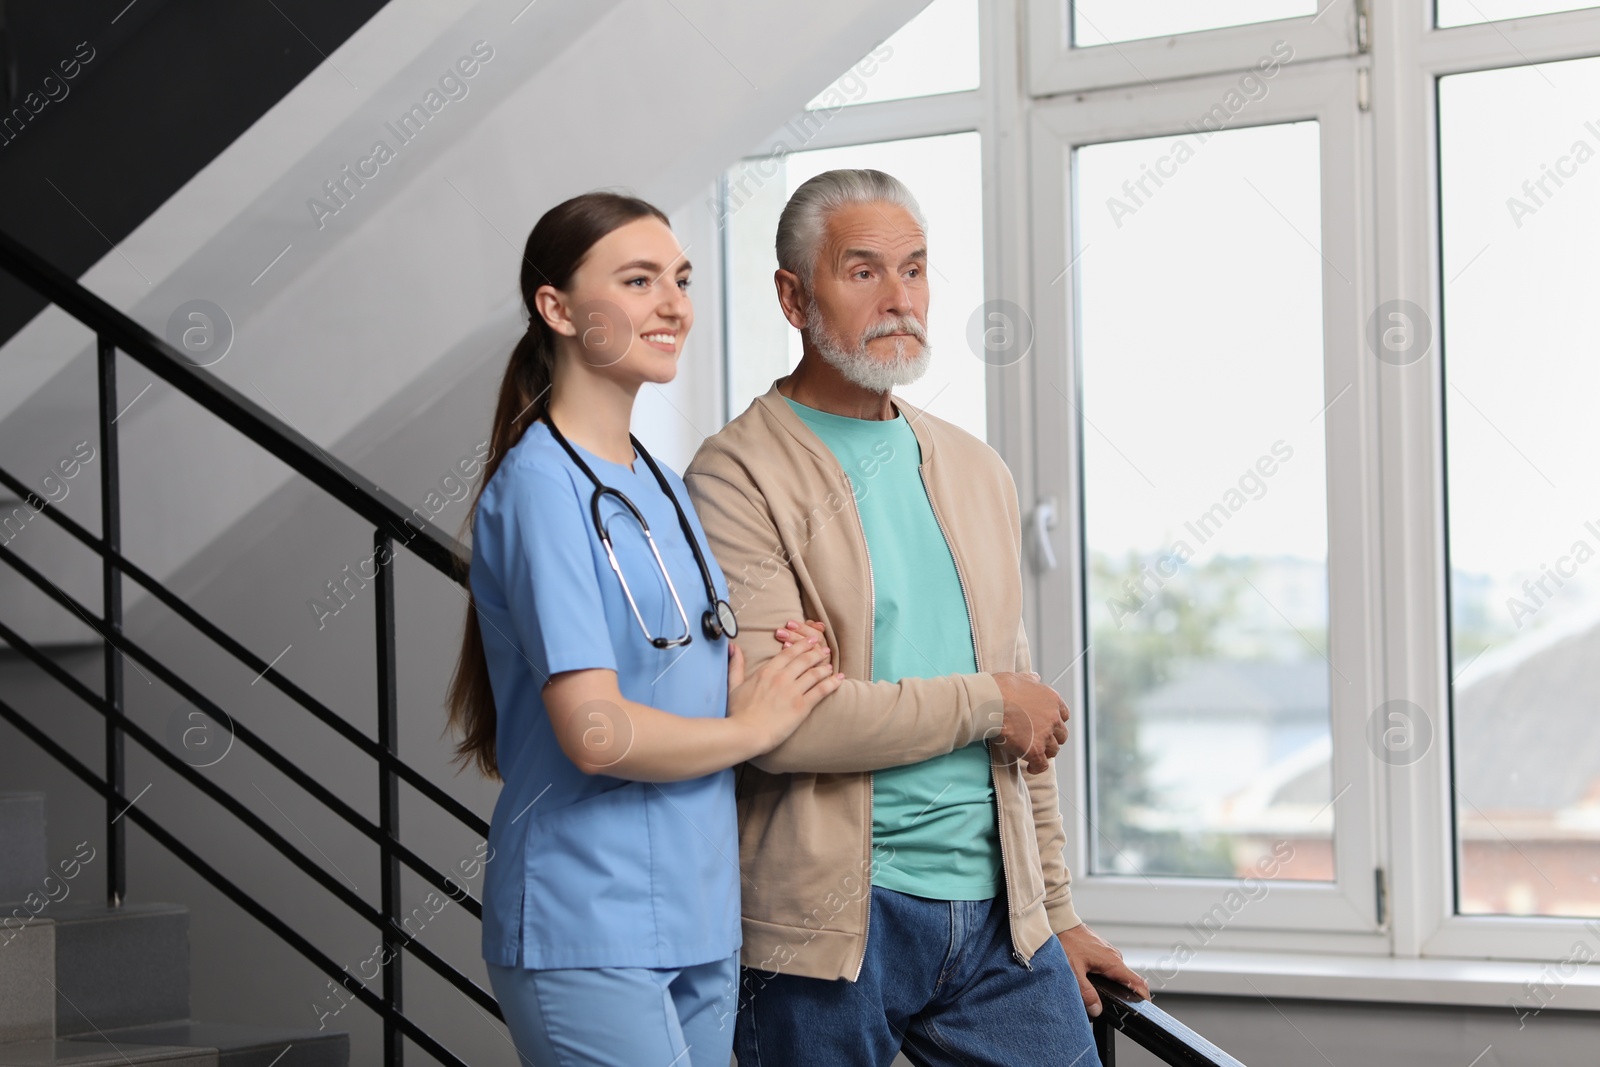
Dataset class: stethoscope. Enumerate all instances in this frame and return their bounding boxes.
[544,417,738,649]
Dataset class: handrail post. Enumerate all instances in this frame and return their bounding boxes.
[374,528,403,1066]
[1093,1009,1117,1066]
[96,333,126,908]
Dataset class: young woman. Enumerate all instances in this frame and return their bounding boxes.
[446,191,842,1066]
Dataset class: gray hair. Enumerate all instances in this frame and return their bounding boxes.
[775,169,927,289]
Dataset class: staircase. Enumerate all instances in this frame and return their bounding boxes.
[0,229,487,1066]
[0,792,349,1066]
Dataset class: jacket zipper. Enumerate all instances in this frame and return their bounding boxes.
[844,467,877,983]
[994,789,1029,969]
[921,467,1031,970]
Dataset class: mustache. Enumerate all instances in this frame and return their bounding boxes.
[859,316,926,344]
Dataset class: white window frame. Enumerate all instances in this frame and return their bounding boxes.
[1377,0,1600,965]
[1027,0,1359,95]
[1027,60,1386,949]
[1023,0,1600,965]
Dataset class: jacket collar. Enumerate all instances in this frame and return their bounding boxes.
[752,376,937,468]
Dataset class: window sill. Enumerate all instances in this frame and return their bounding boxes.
[1120,948,1600,1013]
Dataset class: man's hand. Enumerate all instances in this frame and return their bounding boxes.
[1058,923,1150,1018]
[991,671,1069,775]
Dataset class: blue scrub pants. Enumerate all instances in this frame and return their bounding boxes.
[486,952,739,1067]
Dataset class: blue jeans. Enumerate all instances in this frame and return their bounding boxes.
[487,952,738,1066]
[733,886,1100,1067]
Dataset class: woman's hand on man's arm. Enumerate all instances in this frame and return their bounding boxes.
[541,631,841,782]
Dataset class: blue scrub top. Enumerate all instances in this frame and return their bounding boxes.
[470,419,741,970]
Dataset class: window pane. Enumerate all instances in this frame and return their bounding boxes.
[1437,0,1600,27]
[723,132,987,440]
[1073,0,1317,47]
[806,0,979,109]
[1074,122,1331,881]
[1440,56,1600,919]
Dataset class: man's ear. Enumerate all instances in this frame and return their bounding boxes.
[774,269,808,331]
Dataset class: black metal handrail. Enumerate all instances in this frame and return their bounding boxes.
[0,462,485,838]
[1090,974,1249,1066]
[0,230,465,576]
[0,227,487,1067]
[0,696,471,1067]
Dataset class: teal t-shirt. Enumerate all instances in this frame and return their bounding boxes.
[785,396,1002,900]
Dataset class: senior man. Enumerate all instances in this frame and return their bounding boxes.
[684,169,1148,1066]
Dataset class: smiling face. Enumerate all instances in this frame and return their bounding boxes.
[782,200,931,392]
[535,215,693,389]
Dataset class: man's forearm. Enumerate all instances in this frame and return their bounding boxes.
[747,669,1004,774]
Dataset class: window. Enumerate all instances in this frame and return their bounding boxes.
[1439,54,1600,920]
[1437,0,1600,26]
[720,0,989,441]
[1020,0,1600,964]
[1076,122,1332,883]
[1030,58,1375,934]
[1030,0,1353,95]
[1073,0,1318,46]
[723,133,987,439]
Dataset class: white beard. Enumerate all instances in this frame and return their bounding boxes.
[805,300,932,394]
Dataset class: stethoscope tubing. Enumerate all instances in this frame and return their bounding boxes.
[543,416,737,646]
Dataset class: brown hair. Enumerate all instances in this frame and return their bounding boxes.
[445,190,671,780]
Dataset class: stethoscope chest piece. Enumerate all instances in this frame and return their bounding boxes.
[706,599,739,640]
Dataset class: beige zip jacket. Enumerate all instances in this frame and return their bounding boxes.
[683,379,1083,982]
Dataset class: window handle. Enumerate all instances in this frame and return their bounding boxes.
[1031,496,1059,572]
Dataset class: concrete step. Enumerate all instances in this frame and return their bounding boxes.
[0,918,54,1043]
[50,903,188,1037]
[0,793,46,904]
[88,1022,347,1067]
[0,1039,215,1066]
[0,906,345,1064]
